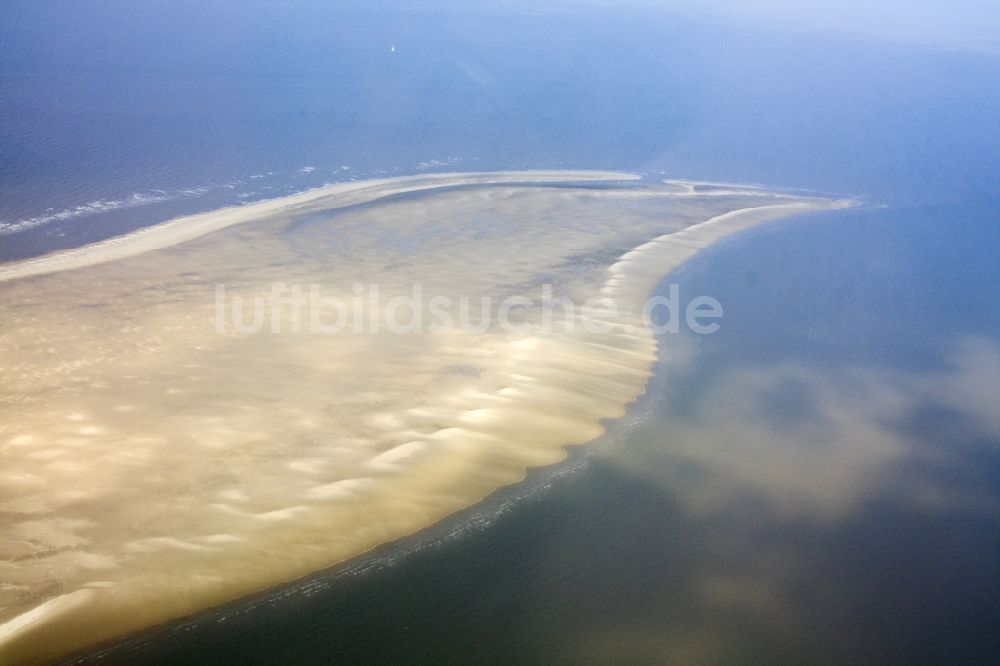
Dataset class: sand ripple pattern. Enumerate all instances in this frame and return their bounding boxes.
[0,171,843,663]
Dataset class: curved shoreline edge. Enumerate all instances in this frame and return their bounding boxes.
[0,171,640,283]
[0,173,852,664]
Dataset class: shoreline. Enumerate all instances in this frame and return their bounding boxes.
[0,174,849,664]
[64,199,845,665]
[0,171,640,283]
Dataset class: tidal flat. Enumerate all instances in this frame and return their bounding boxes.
[0,171,843,663]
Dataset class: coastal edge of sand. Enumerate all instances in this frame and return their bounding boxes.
[0,172,854,664]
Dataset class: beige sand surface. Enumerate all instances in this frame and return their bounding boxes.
[0,172,842,663]
[0,171,639,283]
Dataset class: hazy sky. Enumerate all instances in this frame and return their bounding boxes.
[556,0,1000,55]
[710,1,998,52]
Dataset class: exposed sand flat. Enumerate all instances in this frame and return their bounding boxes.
[0,171,639,283]
[0,172,844,663]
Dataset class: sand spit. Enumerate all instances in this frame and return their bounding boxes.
[0,171,639,283]
[0,172,845,663]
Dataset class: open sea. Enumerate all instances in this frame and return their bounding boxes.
[2,1,998,663]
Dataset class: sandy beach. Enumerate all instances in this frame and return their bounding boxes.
[0,171,640,283]
[0,172,843,663]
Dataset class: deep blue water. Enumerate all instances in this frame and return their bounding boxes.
[3,1,998,663]
[2,1,999,259]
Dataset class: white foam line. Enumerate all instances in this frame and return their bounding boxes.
[0,193,174,236]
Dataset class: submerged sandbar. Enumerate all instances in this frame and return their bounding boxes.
[0,171,845,663]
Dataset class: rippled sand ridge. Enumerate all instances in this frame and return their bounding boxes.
[0,171,844,663]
